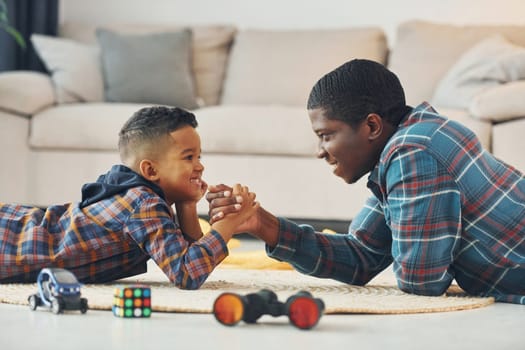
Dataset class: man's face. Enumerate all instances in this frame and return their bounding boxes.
[308,108,380,184]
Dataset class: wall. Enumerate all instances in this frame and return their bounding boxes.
[61,0,525,45]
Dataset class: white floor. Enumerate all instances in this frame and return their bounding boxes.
[1,239,524,350]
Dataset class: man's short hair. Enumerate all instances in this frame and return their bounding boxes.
[118,106,197,164]
[307,59,411,127]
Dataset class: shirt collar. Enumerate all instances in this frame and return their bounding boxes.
[367,101,435,186]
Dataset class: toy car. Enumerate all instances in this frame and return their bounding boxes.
[28,268,88,314]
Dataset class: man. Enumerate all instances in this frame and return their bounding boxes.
[207,59,525,304]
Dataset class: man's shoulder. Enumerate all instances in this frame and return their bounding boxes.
[393,104,476,149]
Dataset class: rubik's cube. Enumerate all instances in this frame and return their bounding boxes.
[112,285,152,318]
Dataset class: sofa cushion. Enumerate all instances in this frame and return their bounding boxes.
[29,104,318,157]
[31,34,103,103]
[469,81,525,122]
[221,27,388,106]
[59,22,236,106]
[96,28,198,109]
[432,35,525,109]
[196,105,317,156]
[389,20,525,106]
[29,103,149,150]
[492,118,525,173]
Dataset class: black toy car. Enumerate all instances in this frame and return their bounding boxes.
[28,268,88,314]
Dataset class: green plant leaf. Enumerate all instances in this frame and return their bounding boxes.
[0,23,26,49]
[0,0,26,50]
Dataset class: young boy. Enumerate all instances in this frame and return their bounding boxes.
[0,106,258,289]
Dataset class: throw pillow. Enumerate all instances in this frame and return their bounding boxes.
[60,22,236,107]
[469,81,525,122]
[432,35,525,109]
[31,34,104,103]
[96,28,198,109]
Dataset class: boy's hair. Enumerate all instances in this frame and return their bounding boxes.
[307,59,411,128]
[118,106,198,166]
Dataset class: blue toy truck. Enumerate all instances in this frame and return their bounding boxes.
[28,268,88,314]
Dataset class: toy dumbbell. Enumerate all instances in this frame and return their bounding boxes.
[213,289,283,326]
[285,291,325,329]
[212,289,324,329]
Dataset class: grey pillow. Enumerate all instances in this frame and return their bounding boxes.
[96,28,198,109]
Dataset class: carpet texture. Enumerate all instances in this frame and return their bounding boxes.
[0,262,494,314]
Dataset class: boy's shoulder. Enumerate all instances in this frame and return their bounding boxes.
[85,185,170,217]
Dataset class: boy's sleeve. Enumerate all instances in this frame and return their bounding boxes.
[124,197,228,289]
[267,195,394,285]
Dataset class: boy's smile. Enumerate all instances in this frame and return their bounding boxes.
[149,126,205,205]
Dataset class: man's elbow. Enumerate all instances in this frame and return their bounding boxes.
[397,281,449,296]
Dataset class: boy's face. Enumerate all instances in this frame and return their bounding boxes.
[308,108,380,184]
[152,126,205,205]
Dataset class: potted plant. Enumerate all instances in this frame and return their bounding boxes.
[0,0,26,48]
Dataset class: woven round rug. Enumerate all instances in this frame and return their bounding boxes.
[0,266,494,314]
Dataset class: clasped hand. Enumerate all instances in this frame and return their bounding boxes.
[207,184,259,234]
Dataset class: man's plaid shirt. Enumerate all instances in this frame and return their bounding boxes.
[268,102,525,304]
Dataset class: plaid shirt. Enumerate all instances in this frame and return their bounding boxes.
[269,102,525,304]
[0,186,228,289]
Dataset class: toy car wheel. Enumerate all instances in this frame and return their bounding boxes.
[51,298,62,314]
[80,298,88,314]
[28,294,40,311]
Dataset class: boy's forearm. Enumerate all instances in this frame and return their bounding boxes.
[175,203,203,241]
[210,221,235,242]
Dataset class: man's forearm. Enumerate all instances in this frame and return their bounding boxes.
[251,207,279,247]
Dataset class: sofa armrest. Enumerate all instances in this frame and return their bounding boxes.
[0,71,56,116]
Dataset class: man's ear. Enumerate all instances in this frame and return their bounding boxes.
[139,159,160,181]
[365,113,383,141]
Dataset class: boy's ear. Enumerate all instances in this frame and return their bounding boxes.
[139,159,160,181]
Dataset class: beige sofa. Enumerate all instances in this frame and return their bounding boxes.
[1,20,525,225]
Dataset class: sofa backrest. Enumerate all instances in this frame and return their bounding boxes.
[58,22,388,109]
[389,20,525,106]
[59,21,236,107]
[220,27,388,107]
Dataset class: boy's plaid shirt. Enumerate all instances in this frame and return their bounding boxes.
[0,187,227,289]
[269,102,525,304]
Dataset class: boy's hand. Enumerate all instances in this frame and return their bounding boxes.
[195,178,209,202]
[178,179,208,207]
[174,179,208,241]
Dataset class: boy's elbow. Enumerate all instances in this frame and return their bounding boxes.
[170,273,206,290]
[177,281,201,290]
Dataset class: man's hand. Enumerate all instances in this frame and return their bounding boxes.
[206,184,240,222]
[207,184,259,232]
[206,184,279,246]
